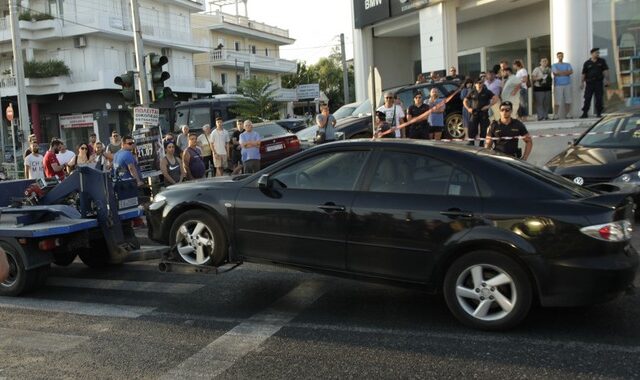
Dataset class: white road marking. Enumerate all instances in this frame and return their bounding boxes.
[160,280,326,379]
[46,277,203,294]
[0,297,155,319]
[0,328,89,352]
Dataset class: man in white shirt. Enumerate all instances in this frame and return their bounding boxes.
[377,91,405,138]
[210,117,230,177]
[56,141,76,173]
[24,141,45,179]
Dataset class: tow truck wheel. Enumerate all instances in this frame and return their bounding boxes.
[170,210,227,266]
[0,241,40,296]
[53,251,77,266]
[78,245,109,268]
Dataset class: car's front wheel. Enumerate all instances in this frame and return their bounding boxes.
[443,250,532,330]
[169,210,227,266]
[445,113,465,139]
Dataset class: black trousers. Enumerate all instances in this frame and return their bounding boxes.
[467,111,489,147]
[582,80,604,115]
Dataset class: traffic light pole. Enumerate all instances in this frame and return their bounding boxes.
[130,0,150,106]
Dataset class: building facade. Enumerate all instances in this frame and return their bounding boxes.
[352,0,640,117]
[191,8,298,115]
[0,0,211,152]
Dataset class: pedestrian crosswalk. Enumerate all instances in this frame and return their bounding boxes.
[45,277,204,294]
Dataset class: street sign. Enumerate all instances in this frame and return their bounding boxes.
[296,83,320,100]
[133,107,160,126]
[5,103,13,122]
[59,113,94,129]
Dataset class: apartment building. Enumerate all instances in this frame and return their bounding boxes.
[191,7,298,114]
[0,0,211,151]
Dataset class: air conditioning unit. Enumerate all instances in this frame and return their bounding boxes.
[73,36,87,48]
[161,48,172,57]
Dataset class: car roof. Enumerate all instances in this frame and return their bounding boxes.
[383,80,462,95]
[320,138,484,154]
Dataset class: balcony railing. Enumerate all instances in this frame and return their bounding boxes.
[207,49,296,73]
[207,11,290,38]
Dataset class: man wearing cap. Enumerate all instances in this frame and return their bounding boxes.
[463,79,499,146]
[581,48,609,118]
[485,101,532,160]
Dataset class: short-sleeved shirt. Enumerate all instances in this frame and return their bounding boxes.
[484,79,502,98]
[210,129,230,156]
[407,103,430,138]
[487,119,529,157]
[43,150,65,180]
[232,129,242,149]
[197,133,213,157]
[376,105,405,138]
[113,149,139,180]
[582,58,609,82]
[516,68,529,89]
[107,143,121,155]
[25,153,45,179]
[56,150,75,167]
[552,62,573,86]
[427,98,445,127]
[466,87,495,112]
[239,131,261,161]
[315,114,337,141]
[176,134,189,151]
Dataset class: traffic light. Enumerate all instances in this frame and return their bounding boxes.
[147,53,170,102]
[114,71,137,105]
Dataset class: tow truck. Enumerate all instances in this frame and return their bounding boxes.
[0,166,153,296]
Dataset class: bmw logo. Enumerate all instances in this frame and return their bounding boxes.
[573,177,584,185]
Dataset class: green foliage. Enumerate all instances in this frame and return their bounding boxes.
[211,81,225,95]
[24,60,71,78]
[281,47,355,112]
[233,77,280,120]
[19,11,54,21]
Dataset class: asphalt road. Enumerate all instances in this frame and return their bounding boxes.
[2,127,640,379]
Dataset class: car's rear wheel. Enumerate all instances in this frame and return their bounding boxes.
[445,113,464,139]
[443,250,532,330]
[169,210,227,266]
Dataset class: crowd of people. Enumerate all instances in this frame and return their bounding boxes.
[368,48,610,159]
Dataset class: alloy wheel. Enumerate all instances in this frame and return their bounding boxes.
[454,263,517,321]
[174,220,215,265]
[447,114,465,139]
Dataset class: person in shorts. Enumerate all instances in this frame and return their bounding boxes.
[231,119,244,174]
[210,117,230,176]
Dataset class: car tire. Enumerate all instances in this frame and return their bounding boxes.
[78,245,110,269]
[169,210,227,267]
[443,250,532,331]
[444,113,464,139]
[0,241,40,296]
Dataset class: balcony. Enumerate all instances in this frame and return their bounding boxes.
[202,49,297,74]
[197,12,294,45]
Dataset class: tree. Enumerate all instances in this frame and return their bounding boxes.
[233,77,280,120]
[210,81,225,95]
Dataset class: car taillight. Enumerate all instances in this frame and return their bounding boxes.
[38,238,61,251]
[285,137,300,148]
[580,220,633,242]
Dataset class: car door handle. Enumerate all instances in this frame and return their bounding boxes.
[317,203,346,212]
[440,208,474,218]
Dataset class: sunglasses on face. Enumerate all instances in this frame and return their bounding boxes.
[80,147,87,150]
[385,96,394,99]
[125,141,135,145]
[500,108,512,112]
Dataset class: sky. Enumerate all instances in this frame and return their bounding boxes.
[216,0,354,65]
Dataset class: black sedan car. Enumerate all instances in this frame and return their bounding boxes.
[546,109,640,195]
[147,140,638,330]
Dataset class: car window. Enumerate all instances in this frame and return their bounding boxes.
[333,106,357,119]
[271,150,370,191]
[352,99,372,117]
[175,108,188,132]
[442,84,459,95]
[188,106,211,129]
[369,151,478,196]
[255,124,288,138]
[578,116,624,147]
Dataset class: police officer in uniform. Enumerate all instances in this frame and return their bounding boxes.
[463,79,499,147]
[485,101,533,160]
[581,47,609,118]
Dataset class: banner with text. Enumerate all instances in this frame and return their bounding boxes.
[133,126,163,178]
[133,107,160,126]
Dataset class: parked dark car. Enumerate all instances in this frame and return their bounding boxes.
[545,109,640,202]
[275,119,308,133]
[251,122,302,167]
[174,94,247,135]
[147,140,638,330]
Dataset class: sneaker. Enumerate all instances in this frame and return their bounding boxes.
[580,113,588,119]
[551,115,559,120]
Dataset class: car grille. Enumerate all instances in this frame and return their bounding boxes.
[561,175,614,186]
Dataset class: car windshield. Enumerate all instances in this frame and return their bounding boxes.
[351,99,372,117]
[488,153,597,198]
[333,105,358,120]
[254,123,289,139]
[578,114,640,148]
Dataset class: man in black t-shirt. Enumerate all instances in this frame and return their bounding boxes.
[231,119,244,174]
[464,80,499,147]
[485,101,532,159]
[581,47,609,118]
[406,91,429,139]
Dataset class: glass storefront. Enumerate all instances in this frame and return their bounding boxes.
[485,40,527,75]
[592,0,640,108]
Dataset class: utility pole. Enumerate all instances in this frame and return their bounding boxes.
[340,33,350,104]
[9,0,31,161]
[129,0,150,106]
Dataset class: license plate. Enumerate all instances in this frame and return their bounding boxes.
[266,143,284,152]
[119,197,138,209]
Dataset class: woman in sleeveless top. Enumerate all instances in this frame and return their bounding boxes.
[160,141,183,185]
[68,142,96,170]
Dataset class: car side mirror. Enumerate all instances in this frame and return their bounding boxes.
[568,138,577,146]
[258,174,271,190]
